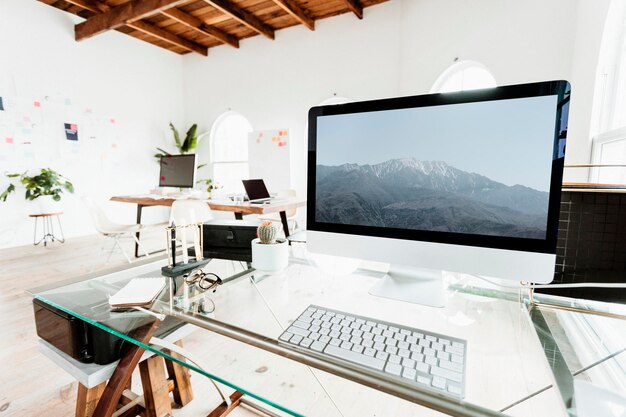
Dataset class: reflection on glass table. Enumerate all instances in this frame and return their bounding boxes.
[29,253,625,417]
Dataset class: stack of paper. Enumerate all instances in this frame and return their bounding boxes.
[108,278,166,308]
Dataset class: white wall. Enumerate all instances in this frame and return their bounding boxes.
[0,0,184,248]
[183,0,604,201]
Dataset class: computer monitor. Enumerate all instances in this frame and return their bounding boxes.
[307,80,571,307]
[159,154,196,188]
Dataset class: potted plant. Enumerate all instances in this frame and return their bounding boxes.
[154,122,209,169]
[251,221,289,272]
[1,168,74,212]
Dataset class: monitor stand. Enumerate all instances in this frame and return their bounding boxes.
[368,265,446,308]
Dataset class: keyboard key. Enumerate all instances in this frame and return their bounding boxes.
[448,384,462,396]
[411,352,424,362]
[410,345,422,353]
[352,345,364,354]
[372,327,383,335]
[291,335,303,344]
[364,347,376,357]
[288,327,310,338]
[293,321,310,329]
[329,338,341,347]
[389,326,399,333]
[320,328,330,336]
[351,337,363,345]
[374,342,385,351]
[378,324,388,330]
[300,338,313,348]
[374,335,385,343]
[402,367,416,380]
[346,316,355,322]
[426,335,437,342]
[415,362,430,373]
[423,347,436,357]
[413,331,424,339]
[311,341,325,352]
[340,341,353,350]
[385,338,397,347]
[375,351,389,361]
[329,330,340,338]
[362,325,372,332]
[336,314,345,319]
[326,312,334,317]
[393,333,406,341]
[340,327,352,335]
[419,339,430,348]
[301,317,313,324]
[312,312,323,319]
[341,319,350,326]
[311,320,322,327]
[417,375,431,386]
[383,330,394,338]
[310,333,320,341]
[425,356,438,366]
[324,344,385,371]
[385,345,398,355]
[398,349,410,358]
[363,339,374,348]
[439,338,451,346]
[353,329,363,338]
[452,341,464,348]
[451,354,464,364]
[331,324,341,331]
[279,332,293,342]
[321,322,332,329]
[319,335,331,343]
[356,318,365,324]
[432,342,444,351]
[432,376,446,390]
[340,334,351,341]
[397,341,409,350]
[363,333,374,341]
[350,322,360,330]
[388,354,401,364]
[431,366,463,383]
[437,351,450,361]
[331,317,341,324]
[385,362,402,376]
[402,358,416,368]
[400,329,411,336]
[406,336,418,344]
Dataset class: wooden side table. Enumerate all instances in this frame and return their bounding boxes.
[30,212,65,246]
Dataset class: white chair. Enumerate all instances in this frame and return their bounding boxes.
[83,197,163,263]
[260,189,299,234]
[169,200,213,259]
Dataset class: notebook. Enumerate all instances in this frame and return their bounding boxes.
[108,278,166,308]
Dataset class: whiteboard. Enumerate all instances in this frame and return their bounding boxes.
[248,129,291,192]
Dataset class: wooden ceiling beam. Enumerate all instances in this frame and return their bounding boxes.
[75,0,190,41]
[65,0,207,56]
[343,0,363,19]
[161,8,239,48]
[128,21,208,55]
[271,0,314,31]
[202,0,275,40]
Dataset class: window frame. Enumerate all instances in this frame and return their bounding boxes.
[209,111,253,190]
[430,60,497,93]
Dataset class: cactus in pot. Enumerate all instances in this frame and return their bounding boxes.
[257,221,278,244]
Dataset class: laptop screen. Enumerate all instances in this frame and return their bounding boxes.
[242,179,270,200]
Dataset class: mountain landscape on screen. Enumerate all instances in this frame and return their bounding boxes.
[315,158,549,238]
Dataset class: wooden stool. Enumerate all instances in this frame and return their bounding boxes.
[39,327,195,417]
[29,212,65,246]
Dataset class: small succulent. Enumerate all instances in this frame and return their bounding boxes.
[257,221,278,244]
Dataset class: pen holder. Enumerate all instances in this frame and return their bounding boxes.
[164,222,205,274]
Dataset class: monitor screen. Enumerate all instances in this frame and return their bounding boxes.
[308,81,570,255]
[159,154,196,188]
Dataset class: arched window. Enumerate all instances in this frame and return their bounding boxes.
[210,111,253,193]
[431,61,497,93]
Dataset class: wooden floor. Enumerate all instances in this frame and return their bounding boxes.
[0,231,564,417]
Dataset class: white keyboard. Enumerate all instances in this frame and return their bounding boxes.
[279,305,467,398]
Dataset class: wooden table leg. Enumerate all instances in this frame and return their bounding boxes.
[76,382,106,417]
[134,204,144,258]
[279,210,290,237]
[206,391,244,417]
[139,356,172,417]
[92,320,161,417]
[165,340,194,406]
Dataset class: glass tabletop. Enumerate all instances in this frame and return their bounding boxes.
[29,252,625,417]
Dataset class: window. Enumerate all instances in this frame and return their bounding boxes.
[589,0,626,184]
[210,111,253,193]
[431,61,497,93]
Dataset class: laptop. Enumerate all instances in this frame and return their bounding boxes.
[242,179,271,203]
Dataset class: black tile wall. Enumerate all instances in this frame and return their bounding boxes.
[537,191,626,303]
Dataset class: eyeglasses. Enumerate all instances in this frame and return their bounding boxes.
[184,269,222,292]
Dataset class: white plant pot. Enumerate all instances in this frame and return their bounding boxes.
[251,238,289,272]
[30,195,62,214]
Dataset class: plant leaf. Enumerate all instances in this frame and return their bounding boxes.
[182,124,198,153]
[169,122,182,151]
[0,183,15,202]
[197,163,207,170]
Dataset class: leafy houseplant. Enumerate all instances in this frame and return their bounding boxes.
[154,123,209,169]
[1,168,74,202]
[251,221,289,272]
